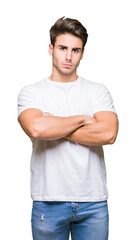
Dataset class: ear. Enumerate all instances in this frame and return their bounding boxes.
[48,44,53,56]
[80,48,85,60]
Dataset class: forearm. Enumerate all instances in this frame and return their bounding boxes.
[65,122,117,146]
[31,114,86,140]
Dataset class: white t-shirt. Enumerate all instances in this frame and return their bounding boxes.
[18,76,116,202]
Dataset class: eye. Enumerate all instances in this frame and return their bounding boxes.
[73,48,79,53]
[60,47,66,51]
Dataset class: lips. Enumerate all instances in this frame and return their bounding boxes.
[63,64,72,68]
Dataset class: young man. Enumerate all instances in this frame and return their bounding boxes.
[18,17,118,240]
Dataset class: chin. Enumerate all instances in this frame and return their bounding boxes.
[54,65,75,76]
[62,71,74,76]
[62,68,76,75]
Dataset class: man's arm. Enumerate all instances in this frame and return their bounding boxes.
[64,111,118,146]
[18,108,93,140]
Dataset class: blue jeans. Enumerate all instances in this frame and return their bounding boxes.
[31,201,109,240]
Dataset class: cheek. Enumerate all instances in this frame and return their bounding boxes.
[53,51,65,62]
[73,55,82,65]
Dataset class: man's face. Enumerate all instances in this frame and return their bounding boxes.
[49,33,84,76]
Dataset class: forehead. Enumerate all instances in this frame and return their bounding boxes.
[55,33,83,48]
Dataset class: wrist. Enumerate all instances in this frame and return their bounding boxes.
[79,115,86,127]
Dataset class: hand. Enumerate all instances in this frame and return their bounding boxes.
[43,112,54,116]
[65,116,96,141]
[82,115,97,125]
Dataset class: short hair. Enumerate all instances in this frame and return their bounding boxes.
[49,17,88,49]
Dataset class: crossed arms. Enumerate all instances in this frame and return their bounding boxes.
[18,108,118,146]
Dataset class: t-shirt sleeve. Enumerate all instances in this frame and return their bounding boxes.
[92,83,116,116]
[17,85,42,117]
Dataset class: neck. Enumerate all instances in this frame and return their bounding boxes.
[49,70,78,83]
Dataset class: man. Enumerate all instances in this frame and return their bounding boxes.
[18,17,118,240]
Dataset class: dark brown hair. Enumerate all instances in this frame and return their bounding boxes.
[49,17,88,49]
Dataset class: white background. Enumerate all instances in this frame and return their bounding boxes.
[0,0,136,239]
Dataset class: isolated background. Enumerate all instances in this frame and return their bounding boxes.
[0,0,136,239]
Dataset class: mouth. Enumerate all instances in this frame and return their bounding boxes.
[63,64,73,68]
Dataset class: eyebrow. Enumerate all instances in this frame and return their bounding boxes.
[58,45,82,51]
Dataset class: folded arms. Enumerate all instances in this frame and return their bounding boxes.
[18,109,118,146]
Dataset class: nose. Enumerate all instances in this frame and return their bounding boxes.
[65,49,72,61]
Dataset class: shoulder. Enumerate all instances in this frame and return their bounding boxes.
[80,77,108,93]
[18,79,46,95]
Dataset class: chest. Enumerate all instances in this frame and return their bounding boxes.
[39,85,94,117]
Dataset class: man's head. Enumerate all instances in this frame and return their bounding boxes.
[49,17,88,50]
[49,17,88,78]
